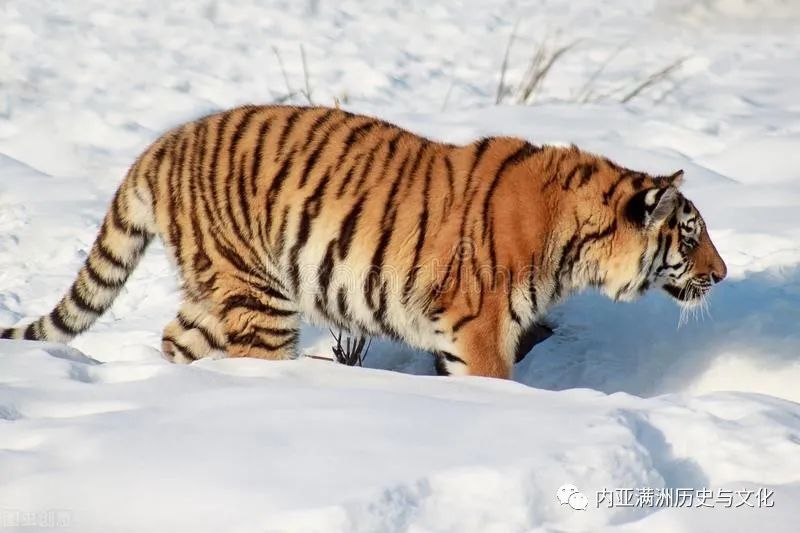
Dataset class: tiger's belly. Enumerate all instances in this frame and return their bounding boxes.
[288,242,453,355]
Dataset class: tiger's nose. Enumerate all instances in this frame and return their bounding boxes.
[710,263,727,284]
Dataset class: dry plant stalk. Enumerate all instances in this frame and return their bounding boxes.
[496,20,520,104]
[618,56,688,103]
[271,45,314,105]
[514,39,579,105]
[299,44,314,105]
[495,31,688,107]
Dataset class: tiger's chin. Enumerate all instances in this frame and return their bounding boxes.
[662,282,710,307]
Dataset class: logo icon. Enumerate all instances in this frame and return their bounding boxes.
[557,484,589,510]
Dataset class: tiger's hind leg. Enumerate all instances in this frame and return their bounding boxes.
[209,273,300,360]
[162,300,227,363]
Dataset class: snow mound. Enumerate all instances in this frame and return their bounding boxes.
[1,346,798,532]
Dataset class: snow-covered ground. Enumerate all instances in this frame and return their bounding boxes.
[1,0,799,531]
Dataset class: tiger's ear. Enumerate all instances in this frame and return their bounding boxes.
[658,169,684,188]
[625,187,679,229]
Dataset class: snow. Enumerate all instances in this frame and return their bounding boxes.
[1,0,799,531]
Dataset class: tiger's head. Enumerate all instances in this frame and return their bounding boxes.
[601,169,727,307]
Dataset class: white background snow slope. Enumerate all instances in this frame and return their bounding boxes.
[1,0,799,531]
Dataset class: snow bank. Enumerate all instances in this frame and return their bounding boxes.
[1,344,798,532]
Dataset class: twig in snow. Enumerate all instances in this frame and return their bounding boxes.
[514,38,579,105]
[575,40,631,103]
[272,46,295,98]
[619,56,688,104]
[300,44,314,105]
[495,20,520,104]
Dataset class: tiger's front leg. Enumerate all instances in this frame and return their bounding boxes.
[435,308,515,379]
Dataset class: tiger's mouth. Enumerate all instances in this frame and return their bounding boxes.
[662,279,712,304]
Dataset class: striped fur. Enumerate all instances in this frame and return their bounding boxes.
[1,105,726,378]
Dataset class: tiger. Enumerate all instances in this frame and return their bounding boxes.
[0,105,727,378]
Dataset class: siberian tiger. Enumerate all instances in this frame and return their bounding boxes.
[1,105,727,378]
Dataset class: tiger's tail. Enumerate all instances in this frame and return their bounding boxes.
[1,163,157,343]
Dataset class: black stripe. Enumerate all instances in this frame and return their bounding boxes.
[334,154,364,198]
[507,274,521,324]
[24,322,38,340]
[402,153,434,303]
[460,138,492,214]
[265,149,296,229]
[300,109,338,152]
[454,138,493,288]
[571,221,618,264]
[488,222,499,287]
[364,152,409,308]
[298,115,351,188]
[189,121,212,273]
[337,195,366,259]
[145,143,168,195]
[228,333,297,353]
[227,108,261,239]
[177,313,225,350]
[246,279,291,302]
[444,352,466,364]
[0,328,11,339]
[289,170,331,292]
[603,171,634,205]
[336,287,349,321]
[527,253,538,312]
[109,193,148,238]
[84,260,126,289]
[401,140,428,195]
[166,135,188,260]
[276,109,303,157]
[661,234,673,265]
[210,236,251,273]
[206,112,234,228]
[481,143,540,240]
[171,339,198,361]
[382,132,405,177]
[250,117,273,193]
[275,205,291,259]
[251,325,297,337]
[220,294,296,317]
[434,353,450,376]
[552,230,580,299]
[175,313,193,332]
[331,120,381,191]
[69,284,104,315]
[642,234,662,280]
[49,305,79,334]
[442,153,455,222]
[373,284,399,339]
[95,237,128,269]
[316,241,337,311]
[341,120,379,153]
[451,289,484,333]
[351,137,384,194]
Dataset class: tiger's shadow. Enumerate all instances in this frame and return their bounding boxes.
[337,265,800,397]
[514,265,800,396]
